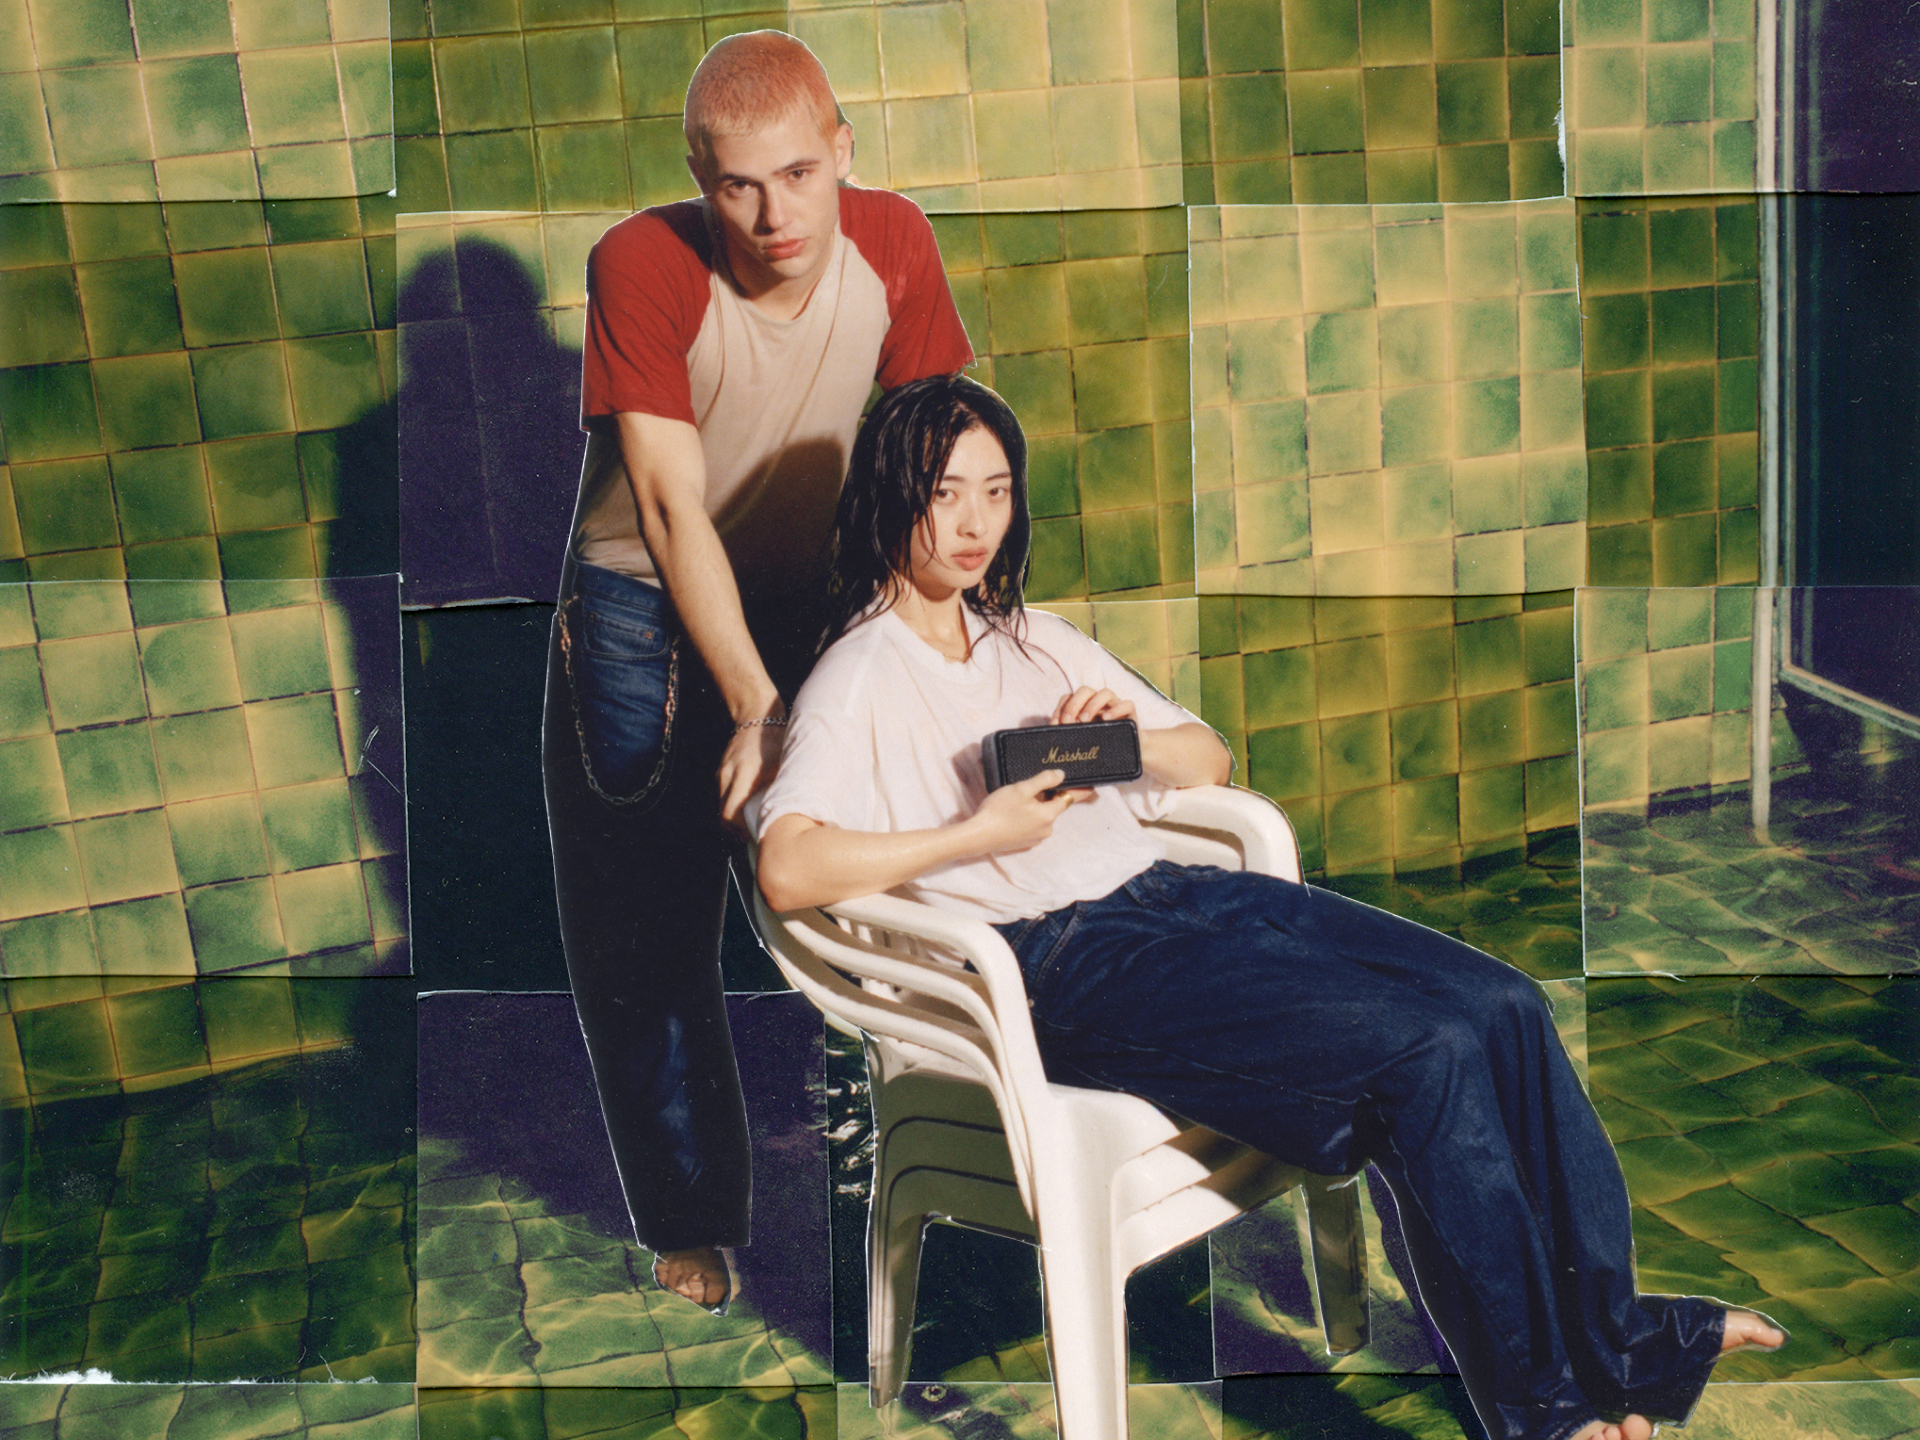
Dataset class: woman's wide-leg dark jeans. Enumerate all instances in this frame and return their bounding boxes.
[542,561,750,1252]
[996,862,1725,1440]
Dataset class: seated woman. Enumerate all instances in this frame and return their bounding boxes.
[753,375,1782,1440]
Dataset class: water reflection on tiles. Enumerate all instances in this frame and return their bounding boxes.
[0,1382,415,1437]
[416,992,829,1388]
[0,975,415,1381]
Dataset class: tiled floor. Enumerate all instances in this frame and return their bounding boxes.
[0,1038,414,1382]
[0,1382,416,1438]
[415,992,829,1389]
[1589,974,1919,1382]
[1584,781,1920,975]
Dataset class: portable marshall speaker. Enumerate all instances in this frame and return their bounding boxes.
[981,718,1143,792]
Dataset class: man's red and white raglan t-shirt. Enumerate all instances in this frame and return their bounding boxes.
[570,185,973,599]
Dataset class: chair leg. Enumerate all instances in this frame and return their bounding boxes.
[868,1162,928,1411]
[1297,1173,1370,1355]
[1035,1209,1130,1440]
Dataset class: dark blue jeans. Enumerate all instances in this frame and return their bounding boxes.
[996,862,1724,1440]
[543,561,750,1252]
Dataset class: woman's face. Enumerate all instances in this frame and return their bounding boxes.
[905,423,1014,602]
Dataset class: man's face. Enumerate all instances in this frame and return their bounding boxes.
[695,112,854,302]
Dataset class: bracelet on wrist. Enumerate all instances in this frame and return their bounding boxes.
[735,714,788,733]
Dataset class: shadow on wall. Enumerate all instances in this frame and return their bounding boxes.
[398,240,586,608]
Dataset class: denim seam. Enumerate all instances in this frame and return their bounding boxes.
[558,593,681,809]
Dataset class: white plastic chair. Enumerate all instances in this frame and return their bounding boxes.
[749,785,1370,1440]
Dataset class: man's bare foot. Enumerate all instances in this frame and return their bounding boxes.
[1721,1308,1787,1354]
[651,1246,731,1312]
[1568,1419,1654,1440]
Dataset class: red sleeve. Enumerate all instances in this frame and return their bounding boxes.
[579,205,713,427]
[839,187,974,389]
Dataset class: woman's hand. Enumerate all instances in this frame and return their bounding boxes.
[969,769,1089,854]
[1053,686,1135,725]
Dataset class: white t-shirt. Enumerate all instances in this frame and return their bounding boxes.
[754,607,1209,924]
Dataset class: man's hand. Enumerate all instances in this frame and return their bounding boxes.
[969,769,1089,854]
[1053,686,1136,726]
[719,717,785,828]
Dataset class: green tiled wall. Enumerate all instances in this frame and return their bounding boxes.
[1,972,356,1107]
[396,209,598,358]
[936,208,1196,600]
[1177,0,1566,206]
[1198,591,1578,877]
[1580,196,1760,586]
[0,580,405,978]
[0,199,396,585]
[1034,598,1201,706]
[396,0,1181,215]
[0,0,393,203]
[0,1383,416,1435]
[1191,200,1587,596]
[1577,585,1759,810]
[1564,0,1758,195]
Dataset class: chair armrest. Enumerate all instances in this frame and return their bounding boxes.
[1156,786,1303,884]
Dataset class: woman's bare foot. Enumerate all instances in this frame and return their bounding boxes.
[1568,1419,1654,1440]
[1721,1308,1787,1354]
[651,1246,731,1312]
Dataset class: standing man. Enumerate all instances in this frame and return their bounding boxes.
[543,31,973,1311]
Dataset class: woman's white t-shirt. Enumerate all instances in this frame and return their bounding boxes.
[754,606,1209,924]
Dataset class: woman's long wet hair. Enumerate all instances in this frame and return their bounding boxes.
[819,374,1031,654]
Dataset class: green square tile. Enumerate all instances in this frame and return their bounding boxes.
[1304,309,1377,395]
[1064,256,1148,348]
[129,0,236,57]
[13,993,114,1091]
[145,54,250,159]
[0,646,50,743]
[1391,696,1460,780]
[1435,140,1512,203]
[1286,70,1365,156]
[1645,45,1712,125]
[28,0,135,64]
[258,778,357,873]
[1649,364,1714,442]
[203,435,307,534]
[1072,342,1153,432]
[1306,390,1380,475]
[1519,291,1582,380]
[1358,0,1434,65]
[985,264,1069,356]
[104,980,205,1072]
[1645,207,1715,288]
[1077,425,1157,511]
[91,894,195,974]
[1284,0,1362,69]
[1445,212,1518,297]
[1450,296,1519,380]
[1651,439,1714,517]
[0,268,87,370]
[168,794,268,888]
[1321,783,1390,868]
[1383,461,1451,541]
[1452,454,1523,533]
[138,618,241,716]
[1583,370,1650,449]
[1082,507,1161,594]
[127,578,226,628]
[173,249,279,347]
[1646,586,1711,651]
[1520,369,1584,451]
[1457,758,1523,843]
[0,74,57,182]
[1298,227,1375,313]
[275,862,371,953]
[1647,643,1709,721]
[1291,150,1369,204]
[151,707,255,802]
[1206,0,1286,72]
[1380,385,1449,466]
[244,693,342,788]
[1459,687,1524,768]
[1378,303,1449,386]
[1649,285,1715,366]
[1453,376,1520,456]
[1247,719,1320,799]
[12,458,120,556]
[55,723,161,817]
[217,527,317,582]
[191,344,294,440]
[184,879,287,970]
[1649,511,1718,587]
[1436,59,1509,146]
[1364,147,1440,204]
[42,67,153,168]
[446,126,542,211]
[1321,710,1391,791]
[1715,356,1757,433]
[1517,206,1577,293]
[284,332,382,430]
[1362,65,1438,150]
[0,364,103,462]
[1242,643,1316,729]
[268,241,375,338]
[75,808,179,905]
[109,448,214,545]
[230,0,333,49]
[67,203,168,263]
[39,632,145,729]
[1506,53,1561,138]
[1455,611,1524,693]
[1523,452,1586,526]
[1715,280,1757,359]
[1025,514,1087,601]
[1579,206,1649,293]
[239,47,346,147]
[229,605,330,700]
[73,258,184,360]
[524,26,621,124]
[1227,317,1303,403]
[93,353,202,452]
[1233,399,1310,489]
[1393,771,1459,854]
[534,121,633,211]
[1709,636,1750,712]
[0,825,87,919]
